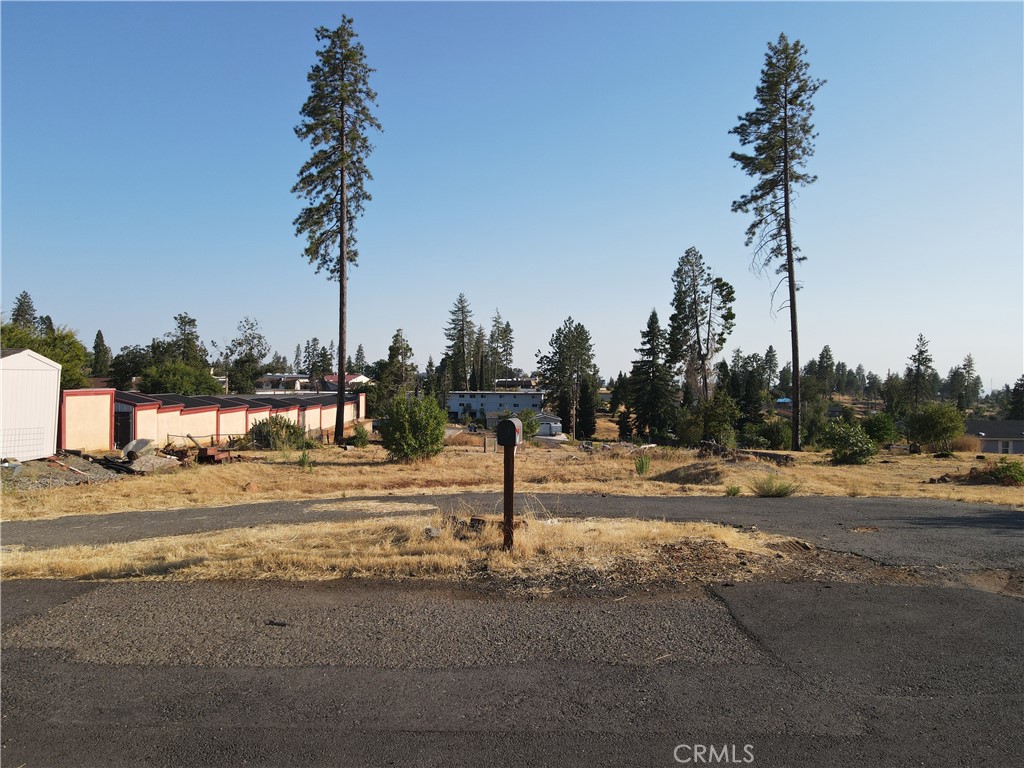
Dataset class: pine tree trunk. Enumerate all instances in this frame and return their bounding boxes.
[782,95,801,451]
[335,127,348,446]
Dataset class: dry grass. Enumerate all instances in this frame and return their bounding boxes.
[3,435,1021,523]
[0,514,778,582]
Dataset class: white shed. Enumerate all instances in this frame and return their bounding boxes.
[0,348,62,461]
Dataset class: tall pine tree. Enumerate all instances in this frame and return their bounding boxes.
[293,16,382,442]
[731,33,824,450]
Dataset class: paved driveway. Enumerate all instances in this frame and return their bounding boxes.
[2,495,1021,767]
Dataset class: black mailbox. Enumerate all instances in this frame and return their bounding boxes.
[496,417,523,447]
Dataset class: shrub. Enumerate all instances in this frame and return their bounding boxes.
[380,396,447,462]
[905,403,964,452]
[862,412,899,445]
[818,420,877,465]
[634,453,651,477]
[725,485,742,497]
[988,457,1024,486]
[248,415,317,450]
[749,474,801,497]
[349,423,370,448]
[740,419,791,450]
[516,408,540,440]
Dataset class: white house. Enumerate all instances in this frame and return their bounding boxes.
[0,348,62,461]
[448,390,546,421]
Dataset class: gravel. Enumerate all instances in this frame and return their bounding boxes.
[1,453,121,490]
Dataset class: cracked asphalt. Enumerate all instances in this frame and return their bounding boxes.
[2,495,1022,767]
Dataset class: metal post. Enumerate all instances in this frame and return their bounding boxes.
[502,443,515,551]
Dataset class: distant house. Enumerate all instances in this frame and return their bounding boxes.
[965,420,1024,455]
[448,390,546,422]
[494,377,540,390]
[0,349,62,461]
[323,373,372,390]
[536,413,563,437]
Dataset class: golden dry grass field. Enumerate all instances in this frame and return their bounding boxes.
[0,514,779,583]
[2,431,1021,523]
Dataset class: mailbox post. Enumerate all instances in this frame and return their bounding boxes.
[495,418,522,551]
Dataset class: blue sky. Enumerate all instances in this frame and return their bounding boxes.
[3,1,1022,390]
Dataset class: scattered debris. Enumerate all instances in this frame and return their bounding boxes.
[1,452,120,490]
[121,438,156,461]
[697,440,795,466]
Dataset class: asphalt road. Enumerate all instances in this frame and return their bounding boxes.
[2,579,1021,767]
[2,495,1022,767]
[4,493,1022,570]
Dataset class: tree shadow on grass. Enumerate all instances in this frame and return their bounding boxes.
[651,461,723,487]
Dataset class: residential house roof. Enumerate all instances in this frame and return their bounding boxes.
[965,420,1024,440]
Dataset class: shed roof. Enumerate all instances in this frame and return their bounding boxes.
[149,394,219,411]
[0,348,62,370]
[115,391,161,406]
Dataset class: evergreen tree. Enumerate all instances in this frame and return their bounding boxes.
[294,344,304,375]
[630,311,676,441]
[667,246,736,400]
[91,330,112,377]
[265,351,292,374]
[905,333,935,408]
[576,375,599,439]
[816,345,835,398]
[443,293,474,390]
[36,315,55,337]
[731,33,825,450]
[961,354,982,408]
[379,328,416,403]
[1006,376,1024,421]
[10,291,37,329]
[536,317,596,441]
[293,15,382,443]
[500,321,515,379]
[354,343,367,374]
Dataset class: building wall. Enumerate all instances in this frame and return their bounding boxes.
[61,390,114,452]
[980,438,1024,455]
[177,409,219,445]
[135,407,159,443]
[245,408,271,431]
[217,410,247,441]
[156,409,182,447]
[0,351,62,461]
[300,406,323,434]
[447,391,546,419]
[273,407,300,426]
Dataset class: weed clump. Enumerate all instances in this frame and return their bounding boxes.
[247,415,318,451]
[987,457,1024,486]
[749,474,801,498]
[634,453,651,477]
[348,423,370,448]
